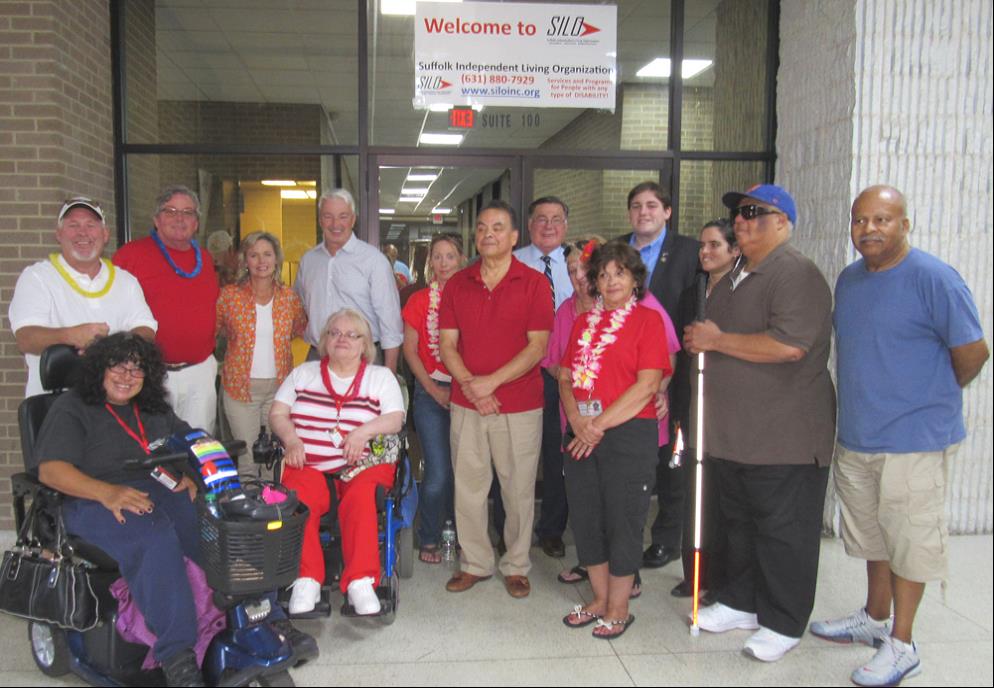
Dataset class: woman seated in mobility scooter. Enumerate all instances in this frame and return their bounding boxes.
[33,332,214,686]
[270,309,405,616]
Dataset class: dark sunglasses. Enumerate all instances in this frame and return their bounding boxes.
[730,204,783,221]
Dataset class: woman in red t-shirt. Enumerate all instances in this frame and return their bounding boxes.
[559,242,672,639]
[401,233,465,564]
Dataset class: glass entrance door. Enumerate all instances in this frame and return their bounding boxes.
[368,154,519,285]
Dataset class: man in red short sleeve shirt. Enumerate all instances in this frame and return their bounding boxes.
[439,200,553,599]
[114,185,219,431]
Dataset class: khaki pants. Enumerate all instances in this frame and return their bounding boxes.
[222,378,279,478]
[450,405,542,577]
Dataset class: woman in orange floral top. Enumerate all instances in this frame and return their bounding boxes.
[217,231,307,475]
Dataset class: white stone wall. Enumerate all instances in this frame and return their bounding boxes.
[779,0,993,533]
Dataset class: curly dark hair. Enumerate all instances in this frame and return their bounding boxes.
[584,242,648,300]
[77,332,171,413]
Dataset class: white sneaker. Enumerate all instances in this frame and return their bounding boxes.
[347,576,381,615]
[288,577,321,615]
[693,602,759,633]
[851,636,922,687]
[810,607,891,647]
[743,626,801,662]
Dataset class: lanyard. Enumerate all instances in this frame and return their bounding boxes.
[151,229,203,279]
[105,402,150,455]
[320,357,367,424]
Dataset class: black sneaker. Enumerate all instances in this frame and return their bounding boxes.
[271,617,319,664]
[161,648,205,687]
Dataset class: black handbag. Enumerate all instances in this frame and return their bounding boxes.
[0,498,100,631]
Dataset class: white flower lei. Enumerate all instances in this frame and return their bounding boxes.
[571,294,638,391]
[426,280,442,364]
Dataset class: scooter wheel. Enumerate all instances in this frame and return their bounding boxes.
[254,669,295,686]
[29,621,71,677]
[398,526,414,579]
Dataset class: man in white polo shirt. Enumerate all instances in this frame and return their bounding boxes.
[9,196,157,396]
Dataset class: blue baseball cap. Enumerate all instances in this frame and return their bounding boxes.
[722,184,797,224]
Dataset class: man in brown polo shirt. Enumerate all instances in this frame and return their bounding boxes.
[684,184,834,663]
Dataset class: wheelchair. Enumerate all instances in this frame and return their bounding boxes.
[257,430,418,624]
[6,345,318,686]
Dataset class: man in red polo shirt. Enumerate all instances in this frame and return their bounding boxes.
[439,200,553,599]
[114,185,219,431]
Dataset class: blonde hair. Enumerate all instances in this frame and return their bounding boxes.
[318,308,377,362]
[238,231,285,285]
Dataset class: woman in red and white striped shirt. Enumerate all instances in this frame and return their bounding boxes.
[270,308,405,616]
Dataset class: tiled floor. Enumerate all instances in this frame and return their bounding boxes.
[0,532,990,686]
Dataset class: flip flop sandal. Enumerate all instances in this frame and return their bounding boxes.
[592,614,635,640]
[562,604,601,628]
[419,545,442,564]
[557,565,589,584]
[630,571,642,599]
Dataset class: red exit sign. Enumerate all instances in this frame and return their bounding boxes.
[449,107,475,129]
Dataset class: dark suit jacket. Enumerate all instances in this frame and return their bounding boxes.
[617,228,701,427]
[616,229,701,332]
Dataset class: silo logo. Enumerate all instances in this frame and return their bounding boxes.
[418,75,453,92]
[547,16,600,37]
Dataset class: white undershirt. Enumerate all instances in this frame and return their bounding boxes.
[250,299,277,378]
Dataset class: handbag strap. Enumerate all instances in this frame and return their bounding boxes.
[13,497,39,549]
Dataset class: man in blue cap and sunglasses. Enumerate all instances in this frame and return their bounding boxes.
[683,184,836,662]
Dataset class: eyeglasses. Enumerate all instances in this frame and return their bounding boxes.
[159,206,198,219]
[108,363,146,379]
[328,329,363,341]
[730,205,783,221]
[531,216,566,227]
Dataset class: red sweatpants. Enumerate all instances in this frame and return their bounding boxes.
[281,463,395,594]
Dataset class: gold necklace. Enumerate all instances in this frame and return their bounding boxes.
[49,253,115,298]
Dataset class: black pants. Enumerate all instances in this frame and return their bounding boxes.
[679,454,725,591]
[648,429,684,550]
[712,457,829,638]
[564,419,656,576]
[535,369,567,539]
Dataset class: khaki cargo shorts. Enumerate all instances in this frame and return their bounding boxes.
[833,445,955,583]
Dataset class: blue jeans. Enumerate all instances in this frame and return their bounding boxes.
[413,379,453,547]
[63,479,200,663]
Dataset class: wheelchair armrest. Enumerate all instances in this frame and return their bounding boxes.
[11,471,64,537]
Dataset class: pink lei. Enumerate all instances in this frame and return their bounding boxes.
[571,295,637,392]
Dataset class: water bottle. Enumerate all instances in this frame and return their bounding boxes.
[440,520,457,562]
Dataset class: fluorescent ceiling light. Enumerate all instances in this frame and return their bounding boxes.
[428,102,484,113]
[432,208,452,214]
[406,173,439,182]
[402,187,430,196]
[382,0,461,17]
[298,180,316,187]
[398,197,424,204]
[281,189,309,199]
[636,58,713,79]
[419,132,464,146]
[379,208,396,215]
[262,180,296,186]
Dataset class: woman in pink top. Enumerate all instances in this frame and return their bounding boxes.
[549,238,680,592]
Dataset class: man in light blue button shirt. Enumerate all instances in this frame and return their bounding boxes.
[294,188,403,372]
[511,196,574,559]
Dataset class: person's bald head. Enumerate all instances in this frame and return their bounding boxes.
[850,185,911,272]
[853,185,907,215]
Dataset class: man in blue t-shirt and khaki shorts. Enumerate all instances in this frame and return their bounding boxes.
[810,185,989,687]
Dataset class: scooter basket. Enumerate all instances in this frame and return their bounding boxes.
[197,500,307,596]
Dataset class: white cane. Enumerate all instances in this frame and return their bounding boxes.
[690,272,708,637]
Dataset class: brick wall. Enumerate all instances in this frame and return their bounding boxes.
[0,0,115,528]
[779,0,993,533]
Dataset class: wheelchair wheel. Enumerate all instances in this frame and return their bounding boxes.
[29,621,71,677]
[398,526,414,579]
[382,573,399,625]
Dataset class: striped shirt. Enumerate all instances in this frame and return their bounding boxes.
[274,360,405,473]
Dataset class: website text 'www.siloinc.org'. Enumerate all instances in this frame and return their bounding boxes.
[461,86,540,98]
